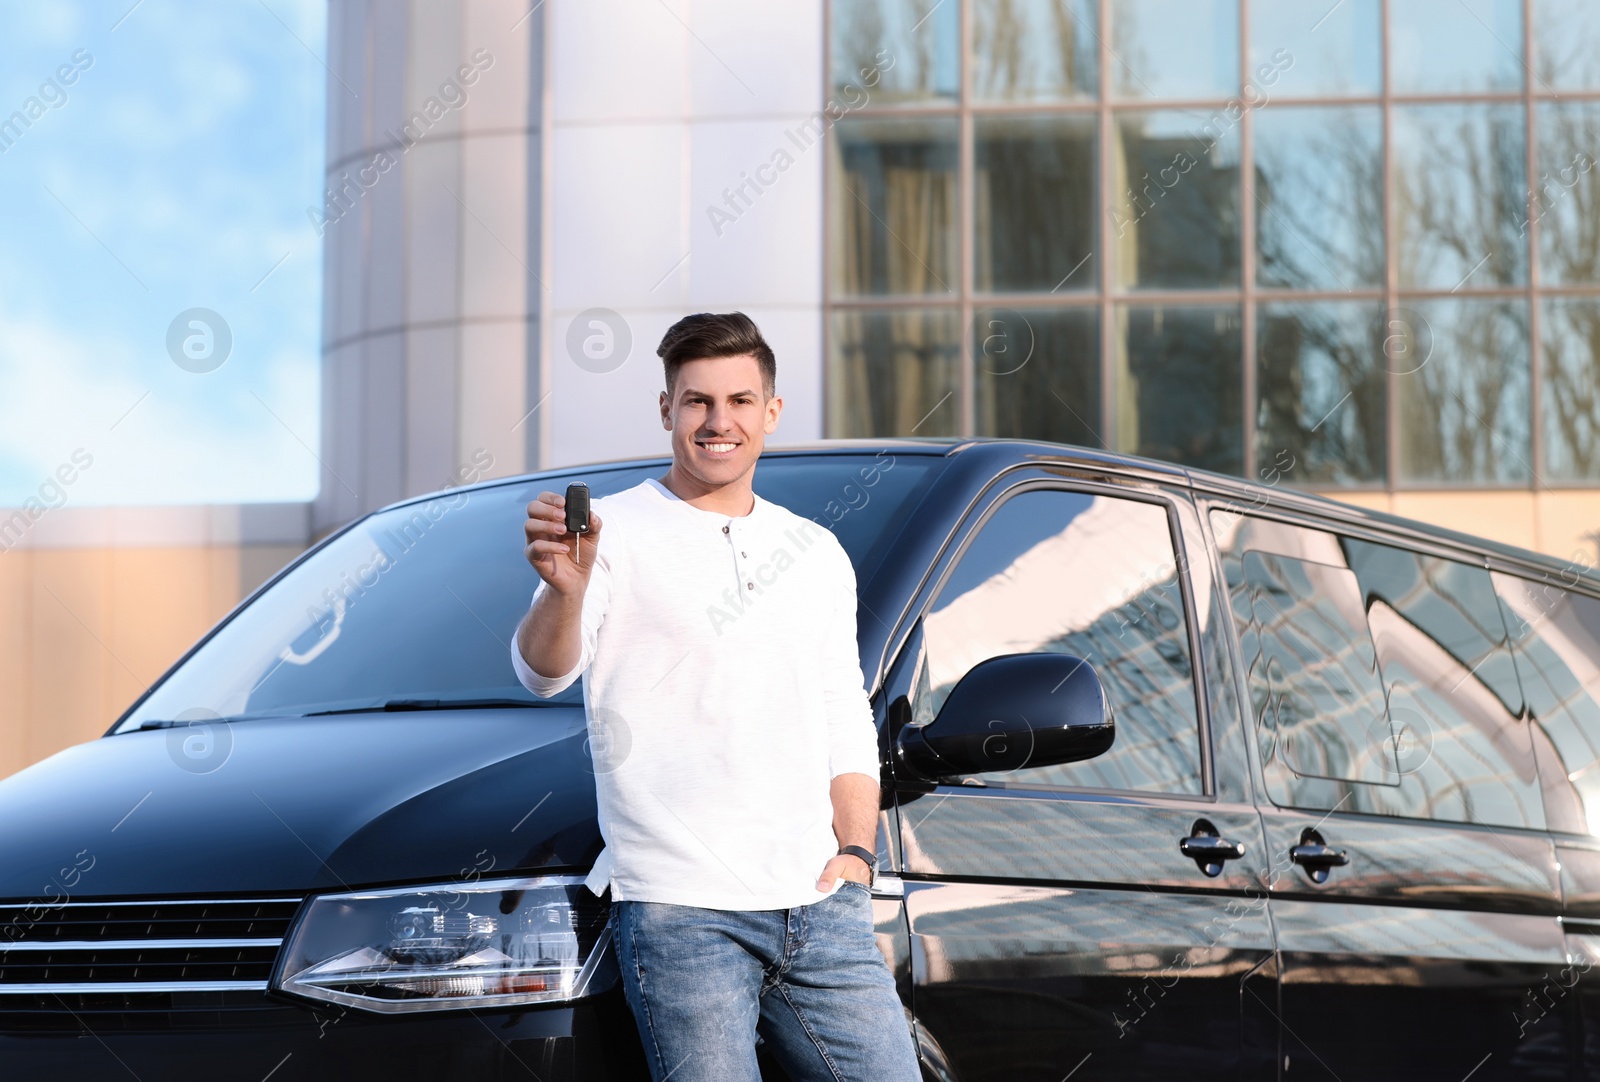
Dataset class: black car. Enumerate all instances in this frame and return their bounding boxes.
[2,437,1598,1081]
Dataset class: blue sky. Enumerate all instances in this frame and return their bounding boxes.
[0,0,325,506]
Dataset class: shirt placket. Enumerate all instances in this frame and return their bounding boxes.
[724,518,755,600]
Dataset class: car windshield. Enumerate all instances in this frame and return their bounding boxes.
[115,452,944,729]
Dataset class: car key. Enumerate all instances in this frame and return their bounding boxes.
[565,482,591,561]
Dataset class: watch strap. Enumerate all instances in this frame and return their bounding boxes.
[837,844,877,887]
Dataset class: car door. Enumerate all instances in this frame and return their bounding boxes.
[1207,507,1569,1081]
[883,471,1276,1082]
[1491,564,1600,1077]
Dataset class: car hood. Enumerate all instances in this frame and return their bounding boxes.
[0,709,603,900]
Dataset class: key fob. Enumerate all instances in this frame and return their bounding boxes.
[564,482,591,535]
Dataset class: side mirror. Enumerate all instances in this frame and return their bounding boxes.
[896,653,1114,781]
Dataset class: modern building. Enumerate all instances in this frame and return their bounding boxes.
[4,0,1599,773]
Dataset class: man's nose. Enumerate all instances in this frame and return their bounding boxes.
[704,403,734,432]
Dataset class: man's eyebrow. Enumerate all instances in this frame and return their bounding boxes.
[681,388,759,399]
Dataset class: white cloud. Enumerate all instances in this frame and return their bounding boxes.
[0,0,328,507]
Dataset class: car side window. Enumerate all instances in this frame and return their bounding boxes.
[1238,549,1393,785]
[909,487,1204,795]
[1494,571,1600,836]
[1215,512,1541,829]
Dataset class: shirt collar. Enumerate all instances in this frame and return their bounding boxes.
[644,476,767,524]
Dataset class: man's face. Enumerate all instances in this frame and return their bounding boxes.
[659,353,781,489]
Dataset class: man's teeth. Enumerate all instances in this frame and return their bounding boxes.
[702,442,736,452]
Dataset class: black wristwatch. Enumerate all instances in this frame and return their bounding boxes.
[837,844,877,888]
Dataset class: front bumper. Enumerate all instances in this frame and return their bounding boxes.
[0,985,649,1081]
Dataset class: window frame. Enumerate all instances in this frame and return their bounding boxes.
[883,474,1218,800]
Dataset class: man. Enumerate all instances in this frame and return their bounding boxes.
[511,311,923,1082]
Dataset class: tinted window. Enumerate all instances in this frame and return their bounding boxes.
[1241,550,1394,785]
[1215,512,1541,828]
[1495,570,1600,835]
[1343,537,1539,829]
[117,455,943,728]
[911,487,1204,794]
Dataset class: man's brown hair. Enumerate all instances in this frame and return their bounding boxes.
[657,312,776,400]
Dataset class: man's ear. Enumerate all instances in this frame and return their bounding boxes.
[764,393,783,434]
[659,390,671,429]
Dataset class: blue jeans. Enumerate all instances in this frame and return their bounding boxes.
[610,879,923,1082]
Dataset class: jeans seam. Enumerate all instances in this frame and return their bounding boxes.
[625,906,672,1082]
[774,908,799,983]
[776,980,847,1082]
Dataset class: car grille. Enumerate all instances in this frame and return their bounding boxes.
[0,896,299,1003]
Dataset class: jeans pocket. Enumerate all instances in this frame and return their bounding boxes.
[840,878,873,898]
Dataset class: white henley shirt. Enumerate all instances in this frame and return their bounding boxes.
[510,475,882,911]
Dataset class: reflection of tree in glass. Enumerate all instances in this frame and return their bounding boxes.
[1400,300,1530,483]
[1255,111,1383,291]
[972,0,1091,100]
[1531,105,1600,480]
[1533,106,1600,282]
[1540,302,1600,479]
[1256,305,1385,484]
[1111,4,1151,97]
[1394,107,1526,289]
[1382,109,1531,482]
[1534,3,1600,91]
[833,0,945,102]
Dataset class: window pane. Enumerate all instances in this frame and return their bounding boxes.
[1255,106,1384,290]
[828,308,962,436]
[1216,516,1538,829]
[1534,102,1600,286]
[830,117,959,297]
[1390,0,1524,94]
[831,0,959,105]
[1111,0,1240,100]
[1341,538,1538,830]
[1541,298,1600,480]
[1496,571,1600,835]
[975,115,1096,293]
[974,306,1101,447]
[916,489,1203,794]
[1256,302,1387,484]
[1116,305,1243,475]
[1395,299,1531,483]
[1112,111,1241,290]
[1534,0,1600,89]
[1248,0,1380,97]
[1394,104,1528,289]
[1241,550,1395,785]
[972,0,1097,102]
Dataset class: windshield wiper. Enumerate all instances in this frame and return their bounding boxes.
[304,698,554,716]
[133,713,276,731]
[131,699,557,730]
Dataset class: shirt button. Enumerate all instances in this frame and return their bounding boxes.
[747,582,754,589]
[741,551,747,557]
[722,525,729,534]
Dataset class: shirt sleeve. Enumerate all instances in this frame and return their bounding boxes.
[510,521,613,698]
[821,543,881,781]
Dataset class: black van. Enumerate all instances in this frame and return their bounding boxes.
[2,437,1597,1081]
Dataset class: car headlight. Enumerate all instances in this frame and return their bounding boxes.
[271,874,615,1013]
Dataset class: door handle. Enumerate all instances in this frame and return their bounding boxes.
[1180,820,1245,877]
[1179,835,1247,860]
[1290,828,1349,884]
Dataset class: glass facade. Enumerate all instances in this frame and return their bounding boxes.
[826,0,1600,489]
